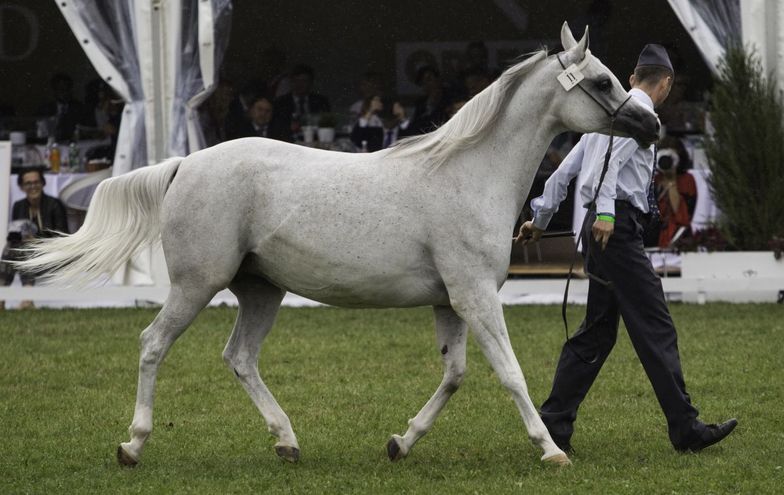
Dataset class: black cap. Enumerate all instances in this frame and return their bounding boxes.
[636,44,673,73]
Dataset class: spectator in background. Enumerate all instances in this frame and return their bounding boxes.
[201,78,236,146]
[350,96,415,152]
[83,78,124,159]
[652,136,697,248]
[451,41,500,98]
[224,78,268,141]
[226,95,291,142]
[36,73,90,142]
[261,46,291,98]
[463,67,492,99]
[409,65,452,134]
[0,168,69,310]
[273,64,331,141]
[446,98,467,120]
[348,71,384,123]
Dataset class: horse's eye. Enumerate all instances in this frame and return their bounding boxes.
[597,78,612,92]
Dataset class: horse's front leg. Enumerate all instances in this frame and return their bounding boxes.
[450,282,570,466]
[387,305,467,461]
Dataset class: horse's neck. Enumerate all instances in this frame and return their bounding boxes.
[448,77,560,225]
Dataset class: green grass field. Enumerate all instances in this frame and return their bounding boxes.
[1,303,782,494]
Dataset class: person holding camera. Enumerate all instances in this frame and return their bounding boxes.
[652,137,697,248]
[0,168,68,310]
[515,44,736,454]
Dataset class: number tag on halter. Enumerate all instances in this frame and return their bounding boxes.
[557,64,585,91]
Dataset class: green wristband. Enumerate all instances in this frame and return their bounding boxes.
[597,214,615,223]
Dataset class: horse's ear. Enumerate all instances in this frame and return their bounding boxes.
[561,21,578,50]
[578,26,590,52]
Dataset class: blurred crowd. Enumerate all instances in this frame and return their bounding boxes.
[1,38,710,300]
[199,42,503,152]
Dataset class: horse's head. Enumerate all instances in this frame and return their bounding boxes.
[552,22,660,147]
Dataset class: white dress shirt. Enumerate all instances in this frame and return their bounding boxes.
[531,88,655,230]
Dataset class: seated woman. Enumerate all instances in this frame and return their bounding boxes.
[0,168,69,309]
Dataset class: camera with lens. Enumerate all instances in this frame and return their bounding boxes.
[656,148,679,172]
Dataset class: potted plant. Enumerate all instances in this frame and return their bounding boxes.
[317,113,338,143]
[704,45,784,252]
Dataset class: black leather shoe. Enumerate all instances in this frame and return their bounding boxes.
[675,418,738,452]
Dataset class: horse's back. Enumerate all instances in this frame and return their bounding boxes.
[161,138,450,307]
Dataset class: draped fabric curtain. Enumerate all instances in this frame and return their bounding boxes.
[56,0,232,285]
[171,0,232,156]
[56,1,146,176]
[667,0,741,76]
[55,0,232,175]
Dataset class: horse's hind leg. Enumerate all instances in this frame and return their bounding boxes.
[387,305,468,461]
[118,285,217,466]
[223,276,299,462]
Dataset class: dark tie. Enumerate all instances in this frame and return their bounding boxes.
[647,145,660,219]
[383,129,394,148]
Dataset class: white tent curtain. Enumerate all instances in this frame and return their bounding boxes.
[56,0,232,285]
[173,0,232,155]
[667,0,740,75]
[56,0,232,174]
[56,1,147,176]
[740,0,784,94]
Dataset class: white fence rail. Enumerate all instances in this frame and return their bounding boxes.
[2,277,782,309]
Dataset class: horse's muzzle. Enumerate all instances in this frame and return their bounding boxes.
[615,104,660,148]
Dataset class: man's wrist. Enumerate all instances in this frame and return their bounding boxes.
[596,213,615,223]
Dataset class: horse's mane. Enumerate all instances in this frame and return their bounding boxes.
[385,49,549,169]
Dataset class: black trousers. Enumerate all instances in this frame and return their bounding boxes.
[540,202,702,447]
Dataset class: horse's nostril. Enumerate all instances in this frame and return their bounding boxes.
[655,120,661,132]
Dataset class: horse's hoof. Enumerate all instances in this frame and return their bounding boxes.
[542,452,572,466]
[386,435,406,462]
[275,444,300,463]
[117,445,139,467]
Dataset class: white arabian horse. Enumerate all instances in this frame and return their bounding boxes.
[19,23,658,468]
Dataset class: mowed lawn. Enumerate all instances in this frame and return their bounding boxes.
[1,303,782,494]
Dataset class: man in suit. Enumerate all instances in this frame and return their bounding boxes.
[516,44,737,454]
[225,95,291,142]
[272,64,331,141]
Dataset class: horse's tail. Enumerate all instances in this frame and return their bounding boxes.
[15,157,184,286]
